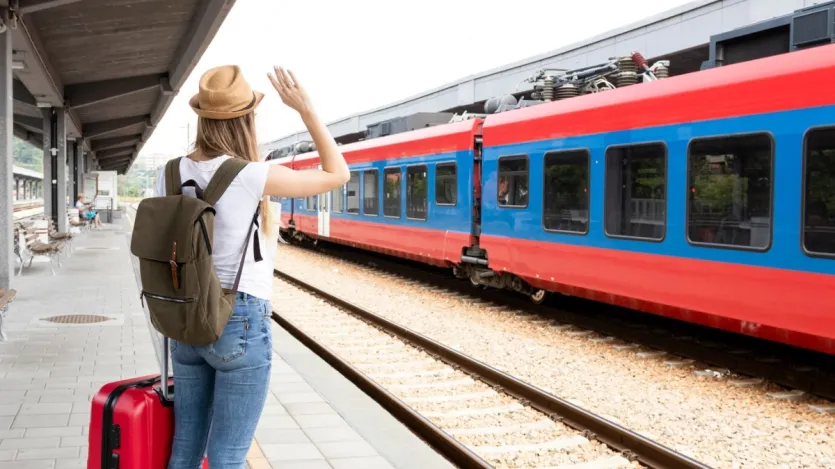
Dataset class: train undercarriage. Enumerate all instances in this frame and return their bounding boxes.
[453,263,549,304]
[279,223,549,304]
[454,247,548,305]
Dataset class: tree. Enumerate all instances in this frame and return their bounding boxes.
[119,165,156,198]
[13,138,42,172]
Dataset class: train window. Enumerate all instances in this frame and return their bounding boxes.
[407,165,428,220]
[363,169,379,216]
[687,133,772,250]
[803,128,835,256]
[498,155,529,208]
[543,150,590,234]
[346,171,360,214]
[332,185,344,214]
[436,163,457,205]
[604,143,666,241]
[307,195,317,212]
[384,167,402,218]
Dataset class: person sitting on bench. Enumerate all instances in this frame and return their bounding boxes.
[76,194,102,229]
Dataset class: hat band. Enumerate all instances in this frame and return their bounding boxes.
[195,92,257,113]
[237,93,258,112]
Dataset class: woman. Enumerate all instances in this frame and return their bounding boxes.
[75,194,102,228]
[156,65,349,469]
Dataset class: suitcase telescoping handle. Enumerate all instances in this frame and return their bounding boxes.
[160,336,172,401]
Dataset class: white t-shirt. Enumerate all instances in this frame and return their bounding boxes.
[155,155,277,301]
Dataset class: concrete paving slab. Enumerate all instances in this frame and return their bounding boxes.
[0,212,454,468]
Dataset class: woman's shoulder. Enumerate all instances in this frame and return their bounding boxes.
[240,159,271,174]
[233,160,270,200]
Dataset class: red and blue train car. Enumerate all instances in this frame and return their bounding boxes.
[271,119,480,267]
[270,43,835,355]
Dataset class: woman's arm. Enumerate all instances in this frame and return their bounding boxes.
[264,67,349,198]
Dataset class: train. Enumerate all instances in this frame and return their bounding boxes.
[266,44,835,356]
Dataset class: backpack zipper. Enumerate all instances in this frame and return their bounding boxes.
[140,291,195,307]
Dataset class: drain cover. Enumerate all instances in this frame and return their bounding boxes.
[41,314,113,324]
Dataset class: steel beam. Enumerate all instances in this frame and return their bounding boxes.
[13,78,36,107]
[90,134,141,152]
[82,115,148,139]
[13,123,29,141]
[99,153,132,164]
[96,147,133,160]
[13,113,40,130]
[12,15,83,141]
[0,20,14,291]
[99,158,132,171]
[66,74,169,109]
[13,15,62,110]
[99,162,131,171]
[17,0,82,14]
[169,0,228,90]
[98,153,132,163]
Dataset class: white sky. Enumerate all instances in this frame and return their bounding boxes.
[138,0,694,161]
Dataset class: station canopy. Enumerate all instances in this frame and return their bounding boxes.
[8,0,235,174]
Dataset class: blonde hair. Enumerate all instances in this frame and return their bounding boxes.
[194,112,272,235]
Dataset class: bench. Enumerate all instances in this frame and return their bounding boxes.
[46,218,74,255]
[15,225,62,275]
[0,287,18,341]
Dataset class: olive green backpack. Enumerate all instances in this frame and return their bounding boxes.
[130,157,261,346]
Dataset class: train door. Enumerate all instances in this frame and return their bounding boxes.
[317,166,330,237]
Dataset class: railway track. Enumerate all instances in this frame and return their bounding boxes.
[272,268,710,469]
[13,201,43,211]
[13,202,45,221]
[288,238,835,404]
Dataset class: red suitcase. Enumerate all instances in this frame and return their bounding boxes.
[87,339,209,468]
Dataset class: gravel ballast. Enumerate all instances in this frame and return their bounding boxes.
[275,244,835,469]
[272,276,636,469]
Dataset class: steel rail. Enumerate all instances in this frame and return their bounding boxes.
[271,288,492,468]
[274,268,711,469]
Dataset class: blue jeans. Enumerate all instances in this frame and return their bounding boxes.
[168,293,273,469]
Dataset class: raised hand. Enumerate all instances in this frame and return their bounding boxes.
[267,66,313,117]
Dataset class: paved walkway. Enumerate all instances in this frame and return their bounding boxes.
[0,213,450,469]
[0,220,154,469]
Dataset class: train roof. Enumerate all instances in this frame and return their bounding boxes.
[277,44,835,168]
[482,42,835,148]
[292,118,481,169]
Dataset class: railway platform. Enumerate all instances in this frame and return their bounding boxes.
[0,211,452,469]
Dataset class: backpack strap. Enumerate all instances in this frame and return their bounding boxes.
[203,158,249,206]
[202,158,264,289]
[164,157,183,196]
[230,205,261,295]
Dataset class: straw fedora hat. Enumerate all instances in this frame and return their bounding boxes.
[189,65,264,120]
